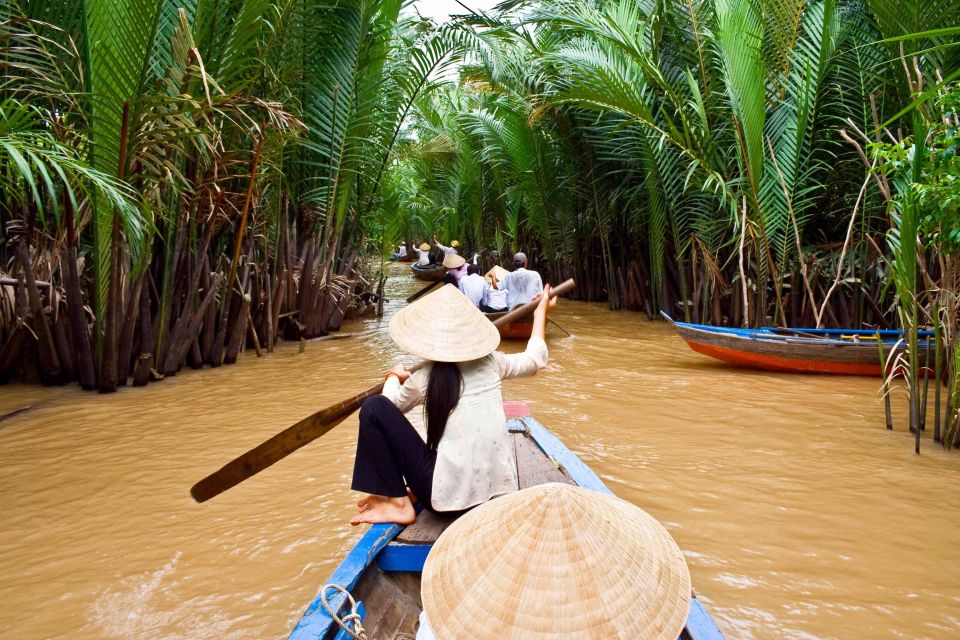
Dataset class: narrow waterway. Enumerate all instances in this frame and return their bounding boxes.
[2,264,959,639]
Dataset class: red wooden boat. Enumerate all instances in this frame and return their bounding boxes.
[484,310,533,340]
[663,312,933,376]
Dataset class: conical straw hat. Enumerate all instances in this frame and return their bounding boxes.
[419,242,431,251]
[442,253,465,269]
[421,483,691,639]
[451,240,460,248]
[485,265,510,283]
[389,284,500,362]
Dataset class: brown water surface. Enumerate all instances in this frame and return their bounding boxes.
[2,265,959,639]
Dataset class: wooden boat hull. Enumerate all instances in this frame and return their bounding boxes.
[664,313,932,376]
[410,263,446,281]
[484,310,533,339]
[290,402,725,640]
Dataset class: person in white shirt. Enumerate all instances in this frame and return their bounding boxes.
[348,283,557,525]
[481,265,509,312]
[415,242,431,266]
[433,236,459,259]
[458,264,486,308]
[397,242,407,259]
[491,252,543,309]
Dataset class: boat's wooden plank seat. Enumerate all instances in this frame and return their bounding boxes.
[395,511,457,544]
[394,427,571,547]
[514,430,571,488]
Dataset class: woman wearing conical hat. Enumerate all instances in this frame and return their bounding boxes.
[433,235,459,259]
[415,242,432,266]
[350,284,557,525]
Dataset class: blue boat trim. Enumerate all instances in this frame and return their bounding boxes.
[289,523,403,640]
[661,310,933,343]
[291,410,726,640]
[376,544,432,572]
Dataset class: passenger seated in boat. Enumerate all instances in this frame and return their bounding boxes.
[457,264,486,308]
[491,251,543,309]
[481,265,509,312]
[415,242,432,266]
[349,283,557,526]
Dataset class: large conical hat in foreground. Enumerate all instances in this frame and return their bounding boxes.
[389,284,499,362]
[421,483,691,639]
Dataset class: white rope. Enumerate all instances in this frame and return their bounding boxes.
[320,583,367,640]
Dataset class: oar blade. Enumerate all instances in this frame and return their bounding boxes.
[191,384,385,502]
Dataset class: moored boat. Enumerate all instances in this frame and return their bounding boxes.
[289,402,725,640]
[410,263,446,281]
[484,310,533,339]
[663,312,933,376]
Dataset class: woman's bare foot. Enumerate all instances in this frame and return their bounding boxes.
[357,495,387,513]
[349,496,416,526]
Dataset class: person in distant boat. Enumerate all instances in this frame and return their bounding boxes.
[397,242,408,259]
[433,236,459,259]
[458,264,486,308]
[491,252,543,309]
[349,283,557,525]
[442,253,468,285]
[480,265,509,312]
[415,242,431,266]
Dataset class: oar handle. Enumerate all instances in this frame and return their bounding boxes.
[491,278,575,327]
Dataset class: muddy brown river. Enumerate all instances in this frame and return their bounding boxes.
[2,264,959,639]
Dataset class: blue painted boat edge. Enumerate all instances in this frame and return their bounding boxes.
[289,523,403,640]
[668,314,933,341]
[525,416,726,640]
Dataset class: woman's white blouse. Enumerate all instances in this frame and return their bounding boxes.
[382,336,548,511]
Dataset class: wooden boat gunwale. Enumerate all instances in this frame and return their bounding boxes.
[410,263,446,281]
[483,309,534,340]
[289,404,725,640]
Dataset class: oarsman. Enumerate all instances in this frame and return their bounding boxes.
[491,252,543,309]
[480,266,509,312]
[415,242,431,266]
[397,242,408,259]
[458,264,486,308]
[433,236,459,259]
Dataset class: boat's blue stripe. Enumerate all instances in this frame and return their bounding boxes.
[674,319,933,340]
[288,523,403,640]
[525,417,726,639]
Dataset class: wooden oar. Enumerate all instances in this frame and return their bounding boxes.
[190,278,575,502]
[406,279,442,303]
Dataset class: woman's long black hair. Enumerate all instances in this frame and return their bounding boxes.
[425,362,463,450]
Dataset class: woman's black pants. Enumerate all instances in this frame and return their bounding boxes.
[351,395,436,510]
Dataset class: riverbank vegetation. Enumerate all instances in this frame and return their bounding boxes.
[1,0,958,448]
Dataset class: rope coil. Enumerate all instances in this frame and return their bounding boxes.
[320,583,367,640]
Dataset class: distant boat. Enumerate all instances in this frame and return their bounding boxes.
[410,263,446,281]
[662,312,933,376]
[484,310,533,339]
[289,402,725,640]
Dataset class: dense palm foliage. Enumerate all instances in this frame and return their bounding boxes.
[1,0,959,448]
[0,0,462,391]
[385,0,960,447]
